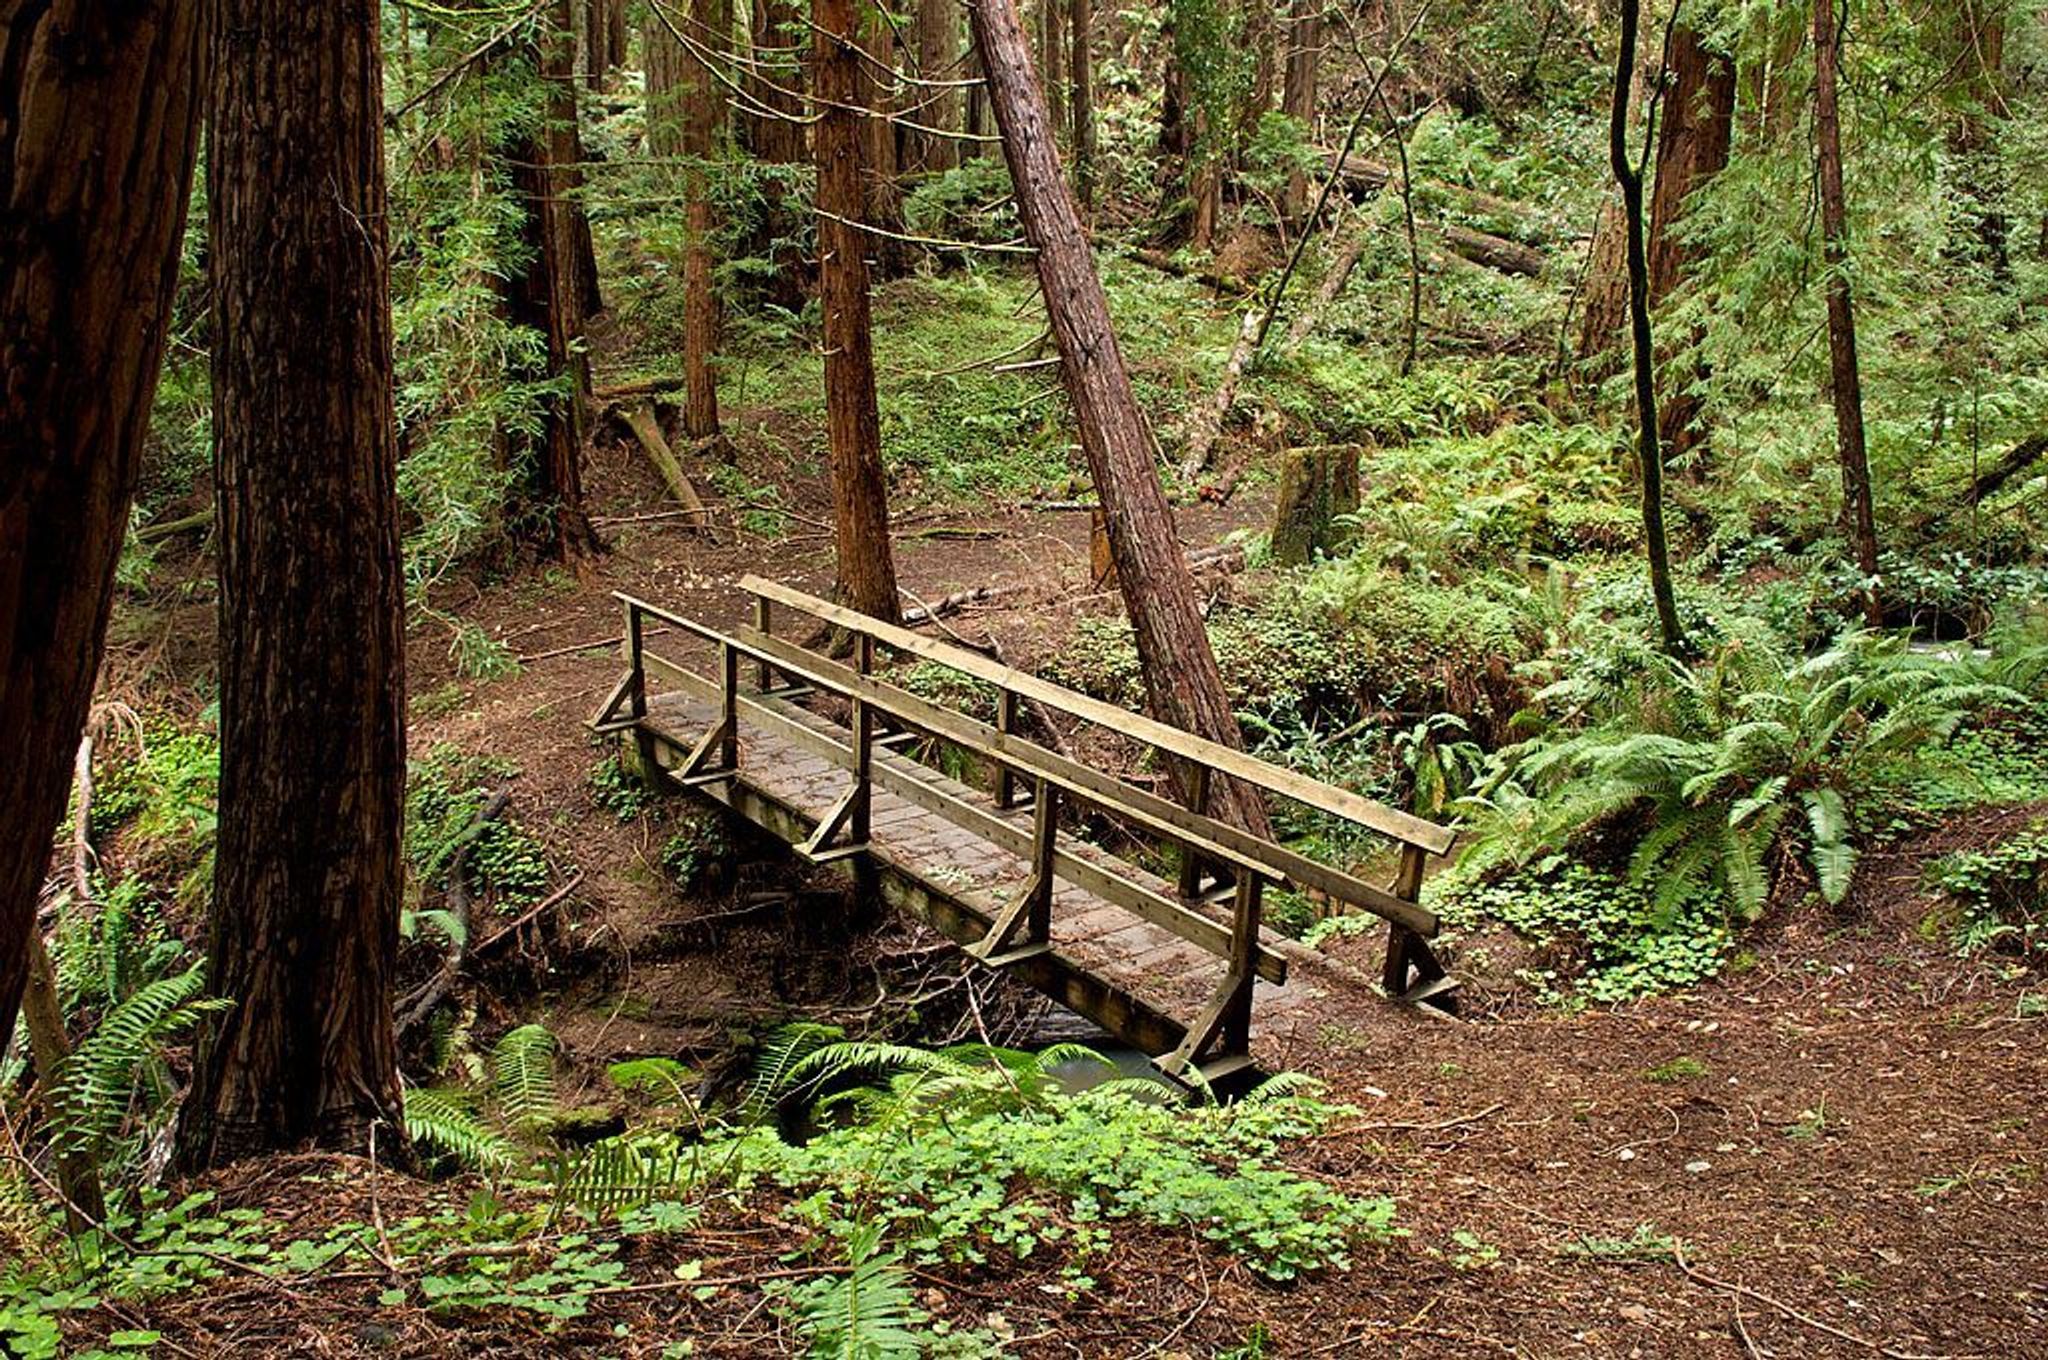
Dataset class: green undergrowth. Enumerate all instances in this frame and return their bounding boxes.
[406,744,555,916]
[1927,820,2048,962]
[4,1031,1391,1357]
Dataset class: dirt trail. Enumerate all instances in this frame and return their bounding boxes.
[371,436,2048,1358]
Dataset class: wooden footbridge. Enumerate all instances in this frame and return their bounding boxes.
[590,576,1457,1086]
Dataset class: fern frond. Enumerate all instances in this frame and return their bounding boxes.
[489,1024,559,1136]
[788,1223,927,1360]
[49,961,227,1157]
[404,1086,520,1172]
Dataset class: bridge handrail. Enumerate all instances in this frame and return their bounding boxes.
[739,575,1457,858]
[615,592,1281,887]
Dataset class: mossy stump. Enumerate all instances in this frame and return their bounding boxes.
[1270,444,1362,566]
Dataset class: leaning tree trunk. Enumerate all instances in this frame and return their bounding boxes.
[178,0,408,1171]
[1813,0,1882,628]
[0,0,210,1058]
[815,0,901,622]
[1645,22,1735,465]
[680,0,725,440]
[507,0,601,559]
[1612,0,1684,655]
[970,0,1271,837]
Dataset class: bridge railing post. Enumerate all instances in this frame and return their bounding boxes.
[852,634,874,841]
[995,690,1019,810]
[625,600,661,781]
[1176,764,1211,898]
[753,596,774,692]
[1222,875,1263,1055]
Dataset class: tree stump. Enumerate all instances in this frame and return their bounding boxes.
[1270,445,1361,566]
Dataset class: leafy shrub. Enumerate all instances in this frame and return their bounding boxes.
[1464,629,2015,921]
[406,746,553,910]
[1929,823,2048,960]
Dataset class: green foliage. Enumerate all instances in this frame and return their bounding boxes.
[1928,822,2048,960]
[589,753,657,821]
[1464,630,2017,922]
[404,1087,522,1175]
[1440,861,1730,1004]
[726,1041,1394,1283]
[659,813,732,893]
[783,1222,927,1360]
[406,746,553,910]
[490,1024,560,1137]
[44,962,229,1183]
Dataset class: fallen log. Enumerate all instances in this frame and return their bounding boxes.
[1969,433,2048,504]
[613,403,719,541]
[1131,248,1253,296]
[1439,222,1544,277]
[1178,309,1261,483]
[137,507,215,543]
[1320,148,1552,246]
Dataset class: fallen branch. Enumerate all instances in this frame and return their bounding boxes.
[395,790,511,1035]
[1178,309,1262,483]
[470,871,587,960]
[1671,1244,1952,1360]
[1320,146,1553,246]
[1968,432,2048,504]
[137,507,215,543]
[612,403,719,541]
[1131,248,1252,296]
[1282,226,1370,352]
[901,585,1007,625]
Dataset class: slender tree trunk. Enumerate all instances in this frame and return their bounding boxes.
[1279,0,1321,218]
[964,31,990,151]
[1942,1,2009,273]
[178,0,408,1170]
[749,0,809,165]
[1069,0,1095,210]
[971,0,1270,837]
[815,0,901,622]
[0,0,210,1058]
[1612,0,1684,655]
[1038,0,1065,146]
[1646,22,1735,465]
[914,0,961,174]
[681,0,725,439]
[508,0,601,558]
[851,6,908,278]
[645,5,687,159]
[1813,0,1882,627]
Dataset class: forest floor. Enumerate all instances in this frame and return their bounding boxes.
[78,407,2047,1360]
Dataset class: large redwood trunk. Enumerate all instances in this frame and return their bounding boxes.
[508,0,601,558]
[815,0,901,622]
[1813,0,1882,627]
[0,1,210,1057]
[178,0,407,1169]
[1645,22,1735,463]
[970,0,1269,837]
[680,0,726,439]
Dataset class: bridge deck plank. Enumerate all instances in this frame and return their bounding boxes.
[645,692,1310,1038]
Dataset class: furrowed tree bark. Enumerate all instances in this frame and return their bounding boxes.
[815,0,901,622]
[507,0,601,559]
[0,0,209,1059]
[1813,0,1882,628]
[645,4,686,159]
[1646,22,1735,465]
[178,0,408,1170]
[680,0,725,440]
[971,0,1271,838]
[1612,0,1684,655]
